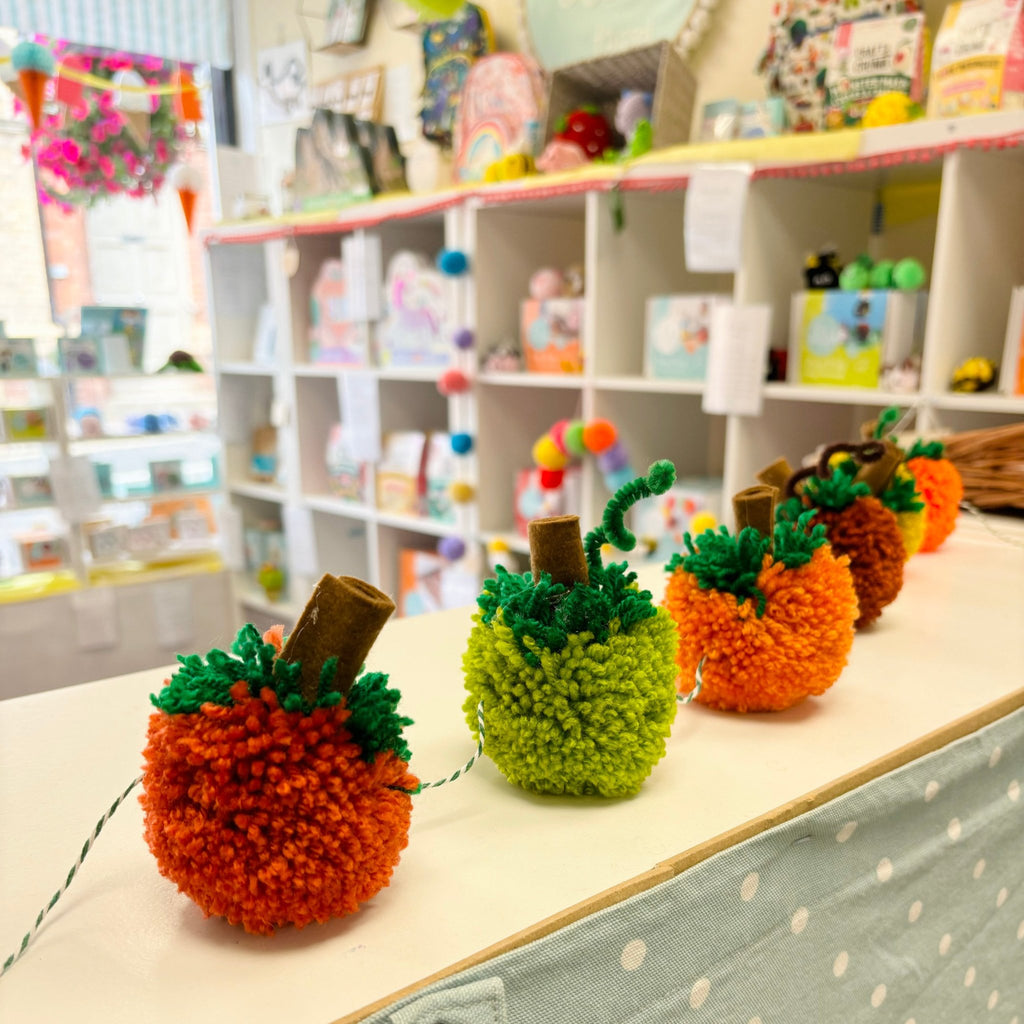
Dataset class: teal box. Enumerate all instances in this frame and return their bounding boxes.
[644,295,730,381]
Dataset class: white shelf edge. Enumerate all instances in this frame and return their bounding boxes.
[304,494,375,519]
[763,384,922,407]
[100,486,221,505]
[234,581,303,623]
[375,511,458,537]
[294,364,447,382]
[68,431,218,450]
[476,371,585,389]
[228,480,287,502]
[480,530,531,555]
[592,375,705,395]
[928,392,1024,415]
[218,362,277,376]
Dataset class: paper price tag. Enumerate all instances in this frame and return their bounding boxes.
[703,304,772,417]
[338,371,382,463]
[684,163,752,273]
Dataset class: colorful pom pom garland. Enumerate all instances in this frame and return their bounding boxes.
[665,487,858,713]
[532,417,635,492]
[462,460,680,797]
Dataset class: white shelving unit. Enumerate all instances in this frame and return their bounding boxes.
[205,114,1024,629]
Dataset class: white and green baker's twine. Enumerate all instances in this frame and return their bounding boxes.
[677,657,706,704]
[2,775,142,978]
[414,700,486,793]
[5,674,700,974]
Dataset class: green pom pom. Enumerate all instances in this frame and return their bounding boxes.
[892,257,926,291]
[868,259,895,289]
[839,260,871,291]
[564,420,586,456]
[646,459,676,495]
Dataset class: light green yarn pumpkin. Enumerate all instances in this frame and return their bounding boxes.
[462,608,678,797]
[462,461,680,798]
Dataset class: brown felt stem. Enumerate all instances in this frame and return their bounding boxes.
[856,440,904,495]
[281,574,396,703]
[732,485,778,537]
[529,515,589,587]
[757,457,794,492]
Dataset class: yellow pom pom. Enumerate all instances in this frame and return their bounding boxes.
[862,92,922,128]
[488,538,510,553]
[688,511,718,534]
[450,481,476,503]
[532,435,569,471]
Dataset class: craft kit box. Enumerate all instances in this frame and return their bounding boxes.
[790,289,927,388]
[308,259,371,366]
[824,12,927,128]
[398,548,480,617]
[376,252,450,368]
[644,295,731,381]
[520,298,584,374]
[929,0,1024,118]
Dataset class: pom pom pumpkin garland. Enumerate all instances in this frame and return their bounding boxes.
[665,486,858,713]
[463,461,680,797]
[142,575,417,935]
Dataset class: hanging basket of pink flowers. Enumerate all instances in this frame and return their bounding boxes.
[31,49,188,212]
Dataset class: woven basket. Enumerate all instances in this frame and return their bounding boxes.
[944,421,1024,510]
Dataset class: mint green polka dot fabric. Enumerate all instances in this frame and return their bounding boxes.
[367,706,1024,1024]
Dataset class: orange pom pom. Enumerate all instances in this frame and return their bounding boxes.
[582,419,617,454]
[811,497,904,628]
[141,682,416,935]
[907,456,963,553]
[665,545,857,713]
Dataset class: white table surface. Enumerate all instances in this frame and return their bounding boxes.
[2,517,1023,1024]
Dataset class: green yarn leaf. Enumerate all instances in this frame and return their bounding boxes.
[344,671,413,763]
[872,405,902,441]
[799,458,870,512]
[881,471,925,513]
[906,439,945,460]
[477,464,674,663]
[673,525,770,616]
[772,509,829,568]
[151,624,337,715]
[477,561,656,665]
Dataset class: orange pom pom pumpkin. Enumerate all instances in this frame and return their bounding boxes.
[906,441,963,553]
[783,445,905,629]
[665,502,858,713]
[141,578,417,935]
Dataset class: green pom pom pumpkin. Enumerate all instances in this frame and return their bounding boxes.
[462,462,679,798]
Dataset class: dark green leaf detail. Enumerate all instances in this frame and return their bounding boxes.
[881,472,925,513]
[150,624,337,715]
[344,671,413,763]
[906,439,945,460]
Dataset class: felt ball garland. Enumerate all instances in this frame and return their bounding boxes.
[532,417,633,492]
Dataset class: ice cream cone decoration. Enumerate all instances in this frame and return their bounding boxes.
[171,163,203,233]
[113,69,151,146]
[10,41,56,132]
[171,69,202,123]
